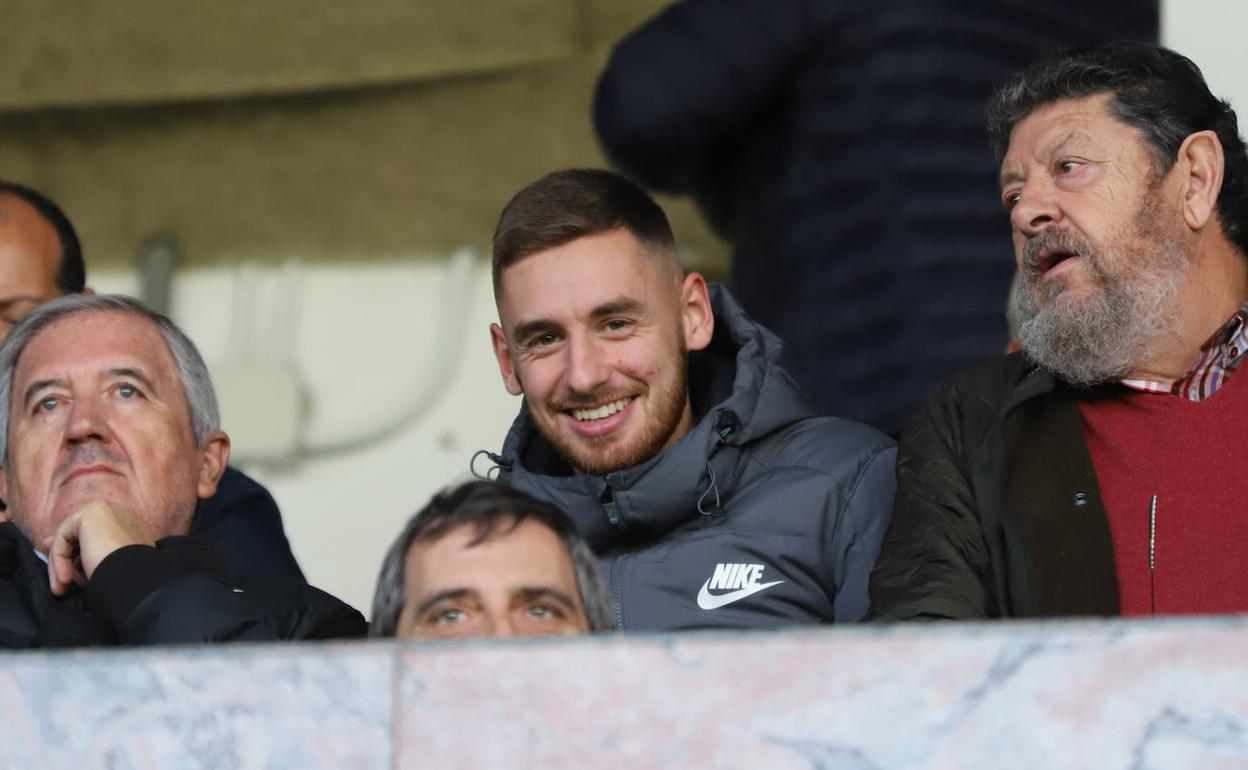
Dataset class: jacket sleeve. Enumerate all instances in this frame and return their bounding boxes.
[86,544,366,644]
[829,442,898,623]
[593,0,820,194]
[868,383,997,620]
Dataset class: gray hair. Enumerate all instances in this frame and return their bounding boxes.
[0,293,220,464]
[370,479,614,637]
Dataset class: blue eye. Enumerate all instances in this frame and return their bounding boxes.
[38,397,58,412]
[117,384,138,399]
[436,608,466,624]
[527,604,558,619]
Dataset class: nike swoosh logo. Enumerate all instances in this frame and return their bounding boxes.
[696,579,784,610]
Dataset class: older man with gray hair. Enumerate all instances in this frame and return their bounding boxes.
[0,293,364,647]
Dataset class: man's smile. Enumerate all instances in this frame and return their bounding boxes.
[561,395,637,438]
[570,396,634,422]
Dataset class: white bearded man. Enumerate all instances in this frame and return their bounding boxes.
[870,42,1248,620]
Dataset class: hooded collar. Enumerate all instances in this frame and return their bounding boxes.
[493,284,818,550]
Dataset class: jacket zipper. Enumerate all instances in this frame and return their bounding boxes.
[609,554,627,630]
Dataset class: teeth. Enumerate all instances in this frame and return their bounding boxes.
[572,397,632,422]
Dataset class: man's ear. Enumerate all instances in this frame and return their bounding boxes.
[680,272,714,352]
[1177,130,1225,231]
[0,465,9,514]
[83,286,96,296]
[490,323,523,396]
[195,431,231,499]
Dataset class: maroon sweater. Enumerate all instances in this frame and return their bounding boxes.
[1078,371,1248,615]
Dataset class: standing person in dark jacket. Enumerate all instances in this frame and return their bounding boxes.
[594,0,1158,436]
[482,169,895,631]
[0,293,364,647]
[870,43,1248,620]
[0,180,303,580]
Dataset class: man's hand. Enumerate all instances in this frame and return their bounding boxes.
[47,501,157,596]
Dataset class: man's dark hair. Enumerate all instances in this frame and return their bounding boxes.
[0,179,85,294]
[369,479,613,637]
[491,168,678,297]
[987,41,1248,258]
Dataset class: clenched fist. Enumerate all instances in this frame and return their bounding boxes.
[46,500,157,596]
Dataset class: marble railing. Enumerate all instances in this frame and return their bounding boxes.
[1,616,1245,769]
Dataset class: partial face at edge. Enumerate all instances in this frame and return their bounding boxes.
[1,311,228,549]
[0,194,63,342]
[395,517,591,640]
[490,228,713,475]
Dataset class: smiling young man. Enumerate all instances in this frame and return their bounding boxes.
[0,294,364,647]
[870,42,1248,620]
[482,169,896,631]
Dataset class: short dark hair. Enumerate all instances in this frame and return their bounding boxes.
[0,179,86,294]
[369,479,614,637]
[491,168,678,297]
[987,42,1248,258]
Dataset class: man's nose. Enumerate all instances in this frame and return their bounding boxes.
[65,396,110,444]
[565,334,611,395]
[1010,177,1063,239]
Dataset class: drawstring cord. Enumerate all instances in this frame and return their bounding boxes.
[697,411,738,516]
[697,461,722,515]
[469,449,510,480]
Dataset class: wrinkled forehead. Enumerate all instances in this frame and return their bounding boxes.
[1000,93,1139,178]
[14,310,181,394]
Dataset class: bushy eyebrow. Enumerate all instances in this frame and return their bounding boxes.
[106,367,158,394]
[999,131,1096,188]
[412,586,581,618]
[511,318,562,346]
[413,588,478,618]
[514,586,580,614]
[22,378,67,411]
[21,366,158,411]
[510,296,646,345]
[590,297,644,319]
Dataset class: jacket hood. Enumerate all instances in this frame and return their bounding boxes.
[490,283,818,550]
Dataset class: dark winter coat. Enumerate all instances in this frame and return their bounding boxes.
[869,353,1122,620]
[0,523,365,648]
[494,285,896,631]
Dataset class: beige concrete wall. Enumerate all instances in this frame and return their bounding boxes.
[0,0,728,274]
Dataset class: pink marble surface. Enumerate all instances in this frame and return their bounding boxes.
[396,619,1248,770]
[0,641,391,770]
[0,618,1245,769]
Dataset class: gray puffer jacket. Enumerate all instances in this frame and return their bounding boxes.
[488,285,896,631]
